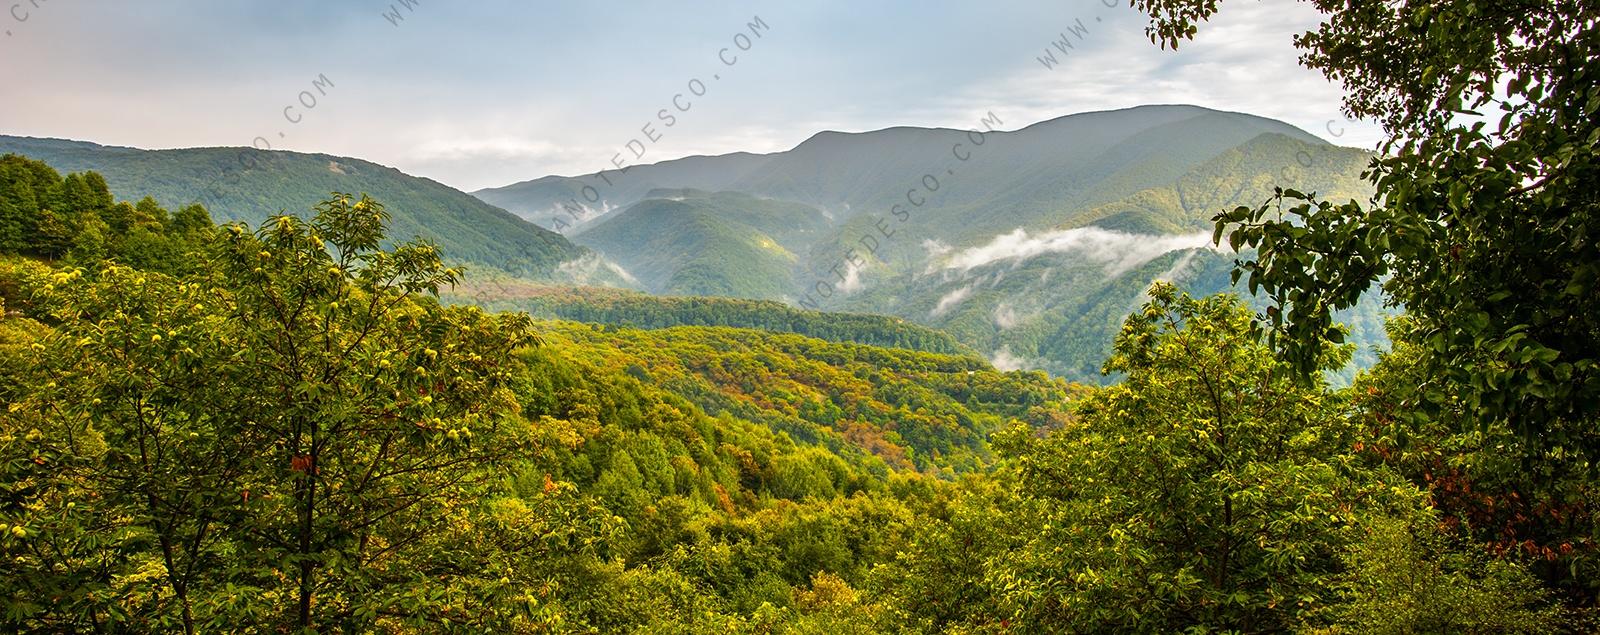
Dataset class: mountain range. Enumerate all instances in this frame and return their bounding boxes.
[476,105,1388,382]
[0,135,628,286]
[1,104,1391,382]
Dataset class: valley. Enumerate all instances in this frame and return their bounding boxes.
[475,105,1390,383]
[5,0,1594,629]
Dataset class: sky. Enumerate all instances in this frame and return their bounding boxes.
[0,0,1385,193]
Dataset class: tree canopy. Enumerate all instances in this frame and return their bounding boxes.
[1149,0,1600,459]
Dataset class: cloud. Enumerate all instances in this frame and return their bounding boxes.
[994,302,1021,329]
[836,261,866,294]
[555,253,637,287]
[941,227,1214,277]
[959,0,1387,152]
[0,0,1383,193]
[990,345,1029,372]
[931,284,976,317]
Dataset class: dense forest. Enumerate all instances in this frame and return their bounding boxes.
[445,284,978,357]
[0,136,604,285]
[3,0,1599,628]
[2,150,1593,633]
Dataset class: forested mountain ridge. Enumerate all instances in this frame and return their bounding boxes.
[444,283,978,357]
[0,136,627,285]
[1,148,1584,631]
[0,112,1380,383]
[571,191,824,300]
[475,105,1331,235]
[523,113,1384,382]
[0,163,1089,631]
[7,0,1600,623]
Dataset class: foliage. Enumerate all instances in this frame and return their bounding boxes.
[981,284,1387,632]
[1132,0,1600,613]
[1,175,974,633]
[447,283,977,356]
[869,473,1028,634]
[0,139,596,284]
[541,321,1075,476]
[1346,320,1600,602]
[3,142,1587,632]
[1312,513,1562,634]
[0,154,212,274]
[2,192,560,632]
[1155,0,1600,462]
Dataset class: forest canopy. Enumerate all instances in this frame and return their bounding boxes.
[3,0,1599,623]
[2,148,1590,632]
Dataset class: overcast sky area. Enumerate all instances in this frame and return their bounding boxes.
[0,0,1385,193]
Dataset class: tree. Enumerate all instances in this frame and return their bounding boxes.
[986,284,1407,632]
[1312,513,1562,634]
[1136,0,1600,459]
[0,155,55,254]
[19,192,543,632]
[1132,0,1600,608]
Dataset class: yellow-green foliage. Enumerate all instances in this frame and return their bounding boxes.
[1,164,1586,633]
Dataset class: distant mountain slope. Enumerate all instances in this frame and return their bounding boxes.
[439,284,979,357]
[0,135,619,284]
[474,153,776,231]
[474,104,1386,382]
[1063,133,1376,233]
[573,190,829,300]
[827,132,1385,384]
[476,105,1328,237]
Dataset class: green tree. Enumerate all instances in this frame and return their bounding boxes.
[0,155,58,254]
[1312,513,1561,634]
[17,192,544,633]
[985,284,1406,632]
[1137,0,1600,457]
[1133,0,1600,607]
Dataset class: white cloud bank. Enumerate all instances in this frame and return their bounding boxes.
[942,227,1215,277]
[990,346,1029,372]
[930,284,976,317]
[556,253,638,287]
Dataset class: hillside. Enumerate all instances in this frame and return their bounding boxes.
[2,137,1582,632]
[0,135,624,285]
[475,107,1385,382]
[573,190,830,299]
[439,283,978,357]
[475,105,1332,242]
[541,321,1064,476]
[828,131,1389,384]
